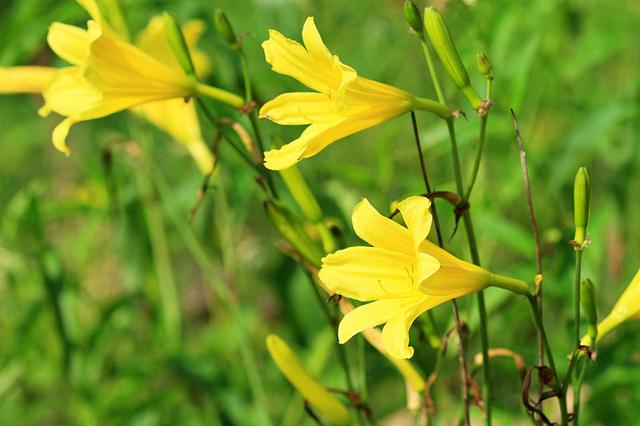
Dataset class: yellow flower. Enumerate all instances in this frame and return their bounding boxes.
[266,334,353,426]
[582,268,640,346]
[40,0,242,158]
[319,196,527,359]
[260,17,449,170]
[0,67,56,93]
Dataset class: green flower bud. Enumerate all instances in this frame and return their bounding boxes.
[573,167,591,246]
[403,0,423,33]
[264,201,324,266]
[424,7,482,110]
[162,12,195,77]
[213,8,237,47]
[476,53,492,77]
[580,278,598,342]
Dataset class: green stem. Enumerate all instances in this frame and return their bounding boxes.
[465,78,492,200]
[413,96,451,119]
[488,273,529,295]
[447,117,493,425]
[248,112,279,199]
[239,50,253,102]
[527,295,568,425]
[418,36,445,103]
[574,250,583,350]
[195,82,245,108]
[417,32,493,425]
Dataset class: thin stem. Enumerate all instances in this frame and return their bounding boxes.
[239,51,253,102]
[572,358,588,426]
[410,112,469,425]
[418,36,445,103]
[574,250,583,350]
[527,295,569,425]
[510,109,545,383]
[447,117,492,424]
[195,82,244,108]
[248,112,279,198]
[465,79,492,200]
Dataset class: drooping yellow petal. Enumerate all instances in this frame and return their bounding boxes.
[338,299,400,344]
[319,246,417,301]
[351,198,413,254]
[397,196,432,253]
[52,117,77,156]
[47,23,91,66]
[266,335,353,426]
[0,67,56,93]
[132,98,214,173]
[382,299,429,359]
[75,0,102,22]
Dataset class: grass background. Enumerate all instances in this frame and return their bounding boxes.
[0,0,639,424]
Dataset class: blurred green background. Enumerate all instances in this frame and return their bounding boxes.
[0,0,639,424]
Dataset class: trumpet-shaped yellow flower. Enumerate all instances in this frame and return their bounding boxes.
[266,334,353,426]
[582,268,640,346]
[260,17,449,170]
[319,196,527,359]
[39,0,241,160]
[0,67,56,94]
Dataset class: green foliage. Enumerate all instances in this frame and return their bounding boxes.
[0,0,638,424]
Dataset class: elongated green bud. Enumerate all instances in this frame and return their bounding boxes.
[403,0,423,33]
[424,7,482,110]
[267,335,353,426]
[264,201,324,265]
[580,278,598,342]
[476,53,492,77]
[163,12,195,76]
[573,167,591,246]
[213,9,237,47]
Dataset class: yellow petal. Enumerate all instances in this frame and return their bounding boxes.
[319,246,416,301]
[262,24,356,97]
[266,335,353,426]
[381,297,445,359]
[42,67,101,116]
[75,0,102,22]
[84,21,195,106]
[52,117,76,155]
[611,268,640,320]
[259,92,336,125]
[0,67,55,94]
[397,196,432,252]
[135,16,211,77]
[351,198,413,254]
[133,98,213,174]
[47,23,91,66]
[338,299,400,344]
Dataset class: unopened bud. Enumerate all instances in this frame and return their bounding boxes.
[476,53,492,77]
[163,12,195,76]
[213,9,237,47]
[264,201,323,266]
[424,7,482,110]
[573,167,591,246]
[267,335,352,426]
[403,1,423,33]
[581,278,598,342]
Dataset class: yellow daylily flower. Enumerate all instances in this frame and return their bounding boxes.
[582,268,640,346]
[260,17,450,170]
[266,334,353,426]
[0,67,56,93]
[319,196,527,359]
[40,0,242,157]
